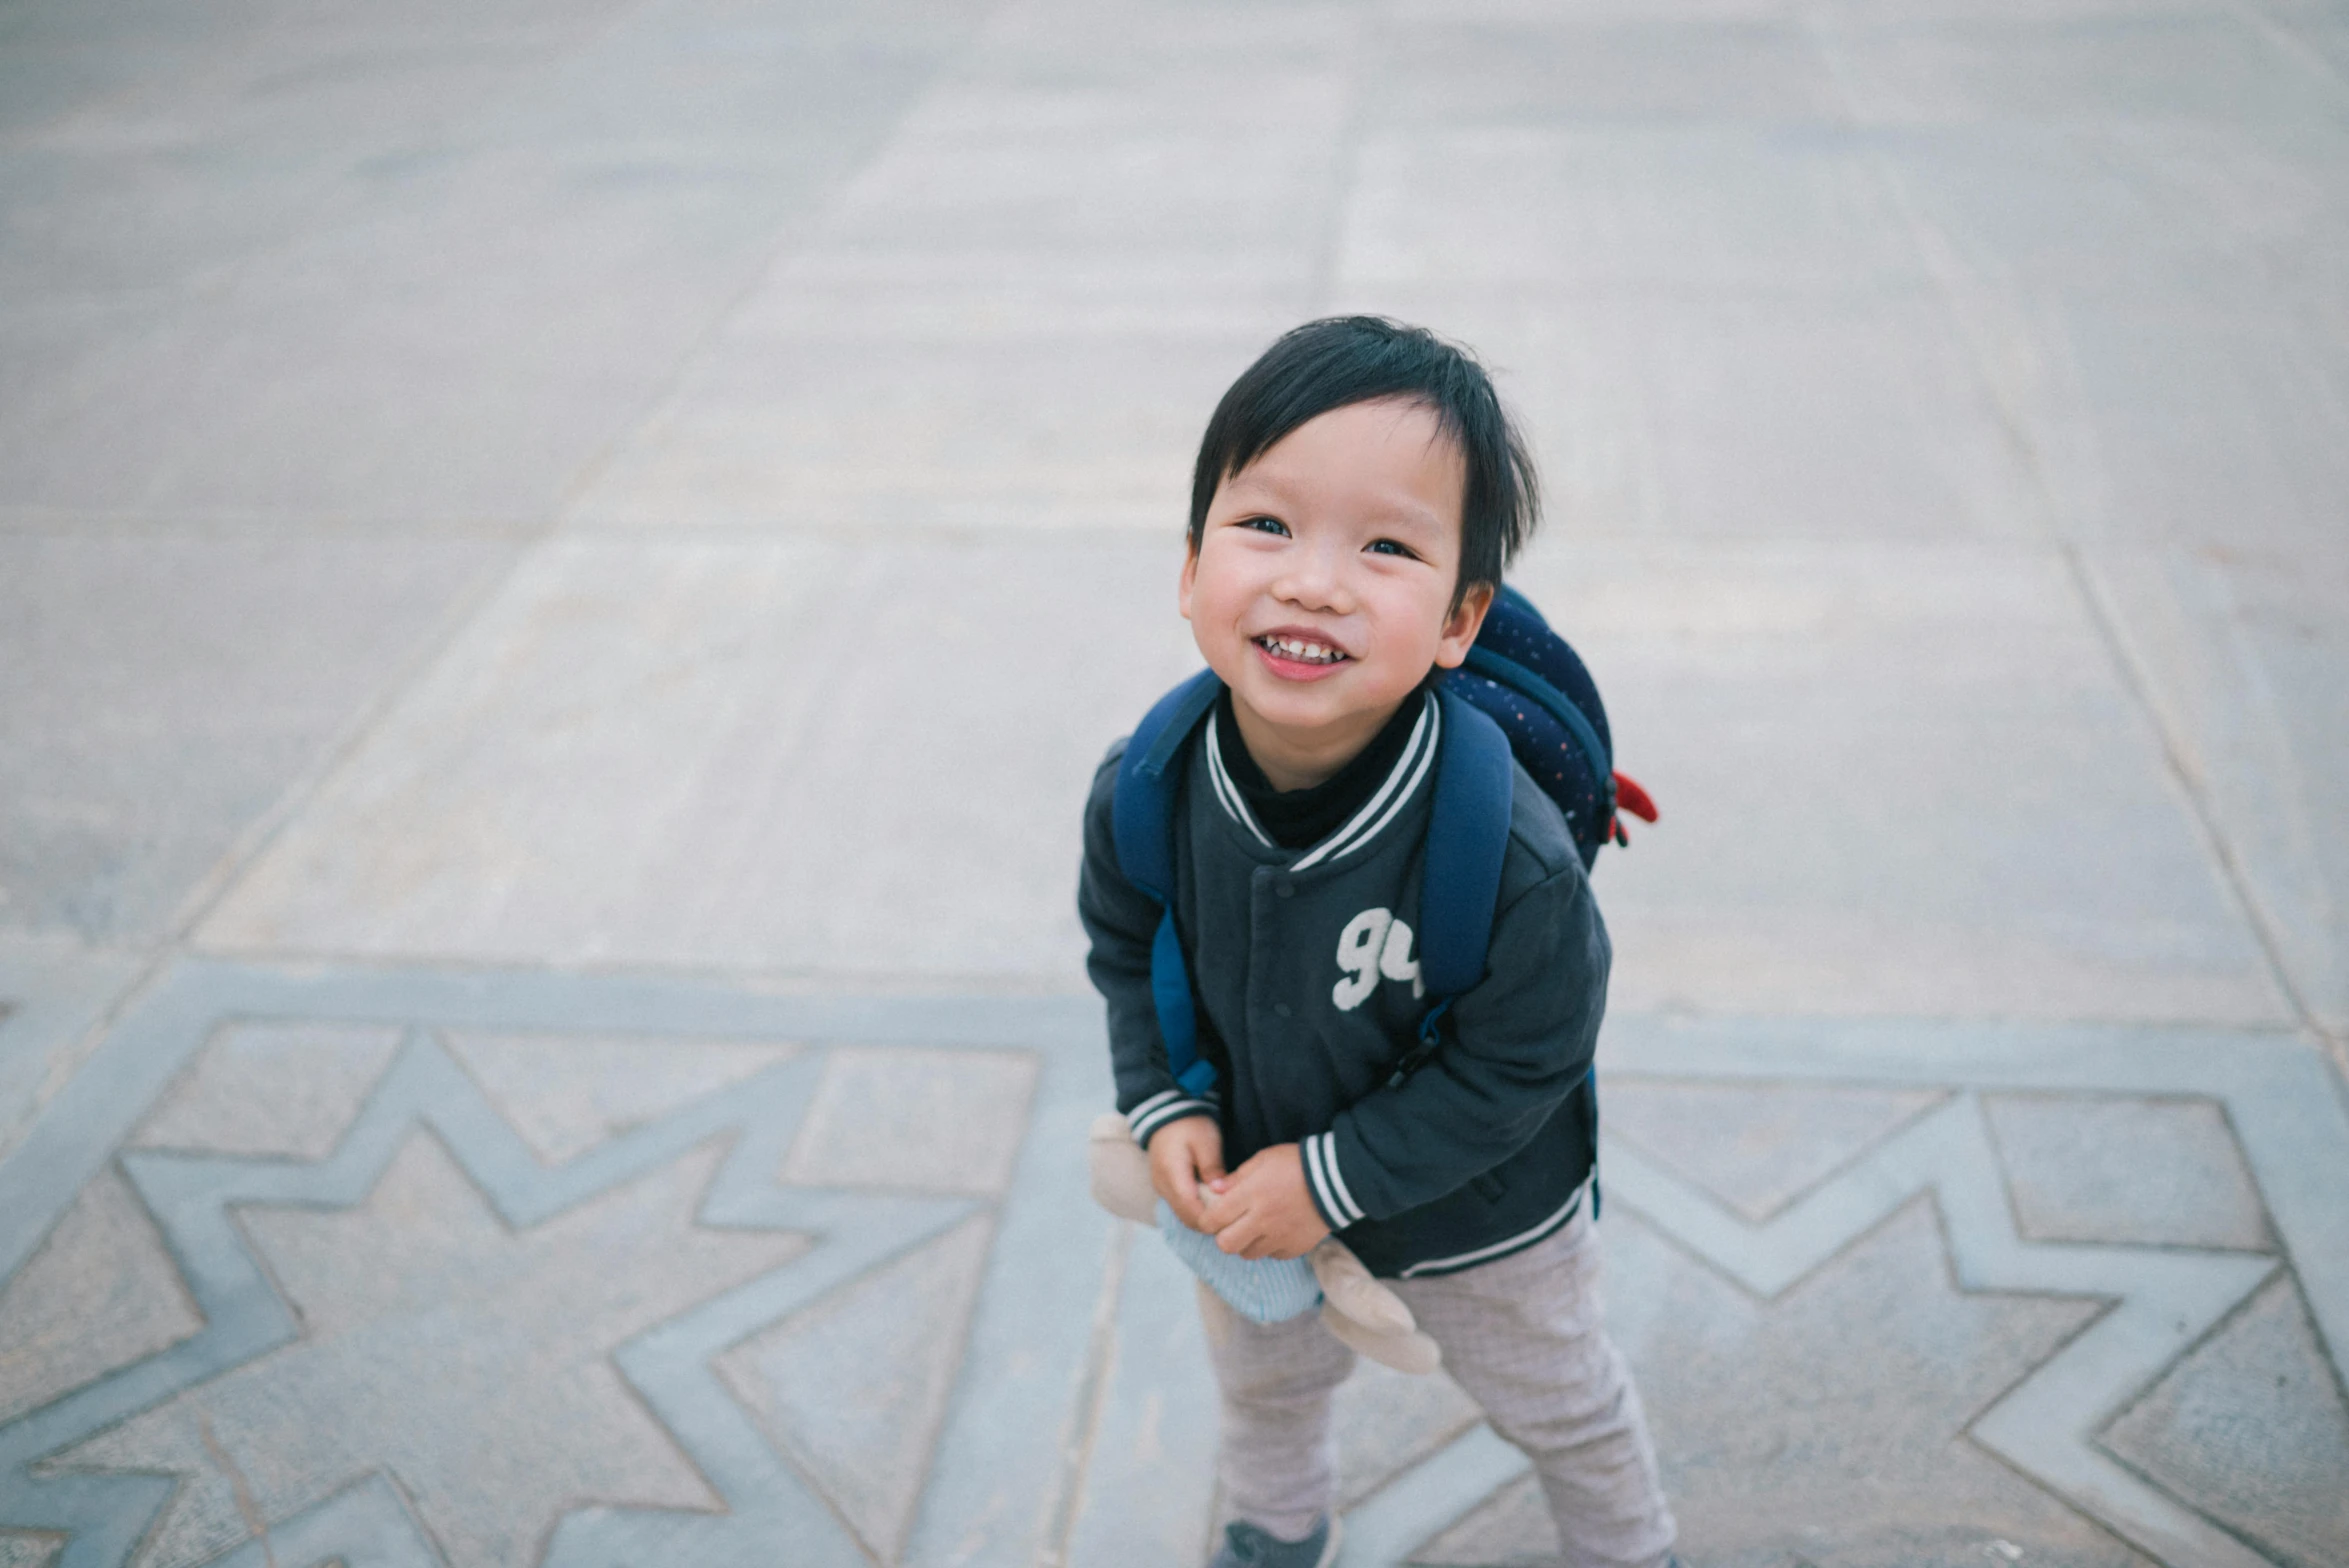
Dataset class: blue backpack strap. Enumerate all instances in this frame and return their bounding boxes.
[1112,670,1223,1097]
[1382,686,1514,1087]
[1418,686,1516,997]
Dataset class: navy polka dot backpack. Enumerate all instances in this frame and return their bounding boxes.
[1440,583,1656,869]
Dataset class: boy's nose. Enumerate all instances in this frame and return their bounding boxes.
[1274,544,1350,609]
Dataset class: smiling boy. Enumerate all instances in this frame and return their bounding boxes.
[1079,319,1677,1568]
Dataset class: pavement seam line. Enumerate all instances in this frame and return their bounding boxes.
[198,1411,277,1568]
[2055,544,2343,1069]
[1038,1222,1130,1568]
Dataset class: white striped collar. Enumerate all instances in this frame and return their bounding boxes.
[1203,692,1440,871]
[1203,712,1274,847]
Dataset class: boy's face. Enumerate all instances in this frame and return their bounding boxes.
[1180,397,1491,790]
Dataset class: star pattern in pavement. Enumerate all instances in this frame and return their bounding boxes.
[6,970,2342,1568]
[0,1020,982,1568]
[51,1134,798,1568]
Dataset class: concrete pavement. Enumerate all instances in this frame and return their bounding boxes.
[3,0,2346,1563]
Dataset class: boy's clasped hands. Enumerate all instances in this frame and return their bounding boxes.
[1149,1116,1330,1260]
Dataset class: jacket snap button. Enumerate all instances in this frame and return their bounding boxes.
[1275,880,1295,898]
[1274,1002,1293,1018]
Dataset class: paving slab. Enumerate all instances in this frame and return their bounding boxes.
[197,532,1201,977]
[1341,124,1933,299]
[570,329,1276,532]
[1326,284,2047,544]
[0,0,991,523]
[1508,537,2287,1023]
[0,531,508,945]
[567,0,1351,531]
[0,962,2340,1568]
[1819,12,2344,129]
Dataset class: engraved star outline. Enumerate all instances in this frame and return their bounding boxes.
[1335,1094,2290,1568]
[1597,1093,2282,1568]
[0,1026,976,1568]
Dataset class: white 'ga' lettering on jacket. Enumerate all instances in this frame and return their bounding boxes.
[1333,908,1425,1010]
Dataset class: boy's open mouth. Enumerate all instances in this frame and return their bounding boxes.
[1254,634,1349,666]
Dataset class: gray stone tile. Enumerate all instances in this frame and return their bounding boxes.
[717,1213,995,1561]
[0,160,815,520]
[1339,126,1932,295]
[442,1031,798,1165]
[563,0,1348,529]
[782,1047,1038,1195]
[1369,17,1844,128]
[1823,13,2345,128]
[807,74,1348,260]
[1868,126,2349,295]
[0,0,606,144]
[1383,0,1793,21]
[1509,538,2287,1023]
[727,245,1303,341]
[129,1020,402,1161]
[1603,1081,1946,1223]
[0,1169,200,1426]
[0,531,507,945]
[198,533,1202,979]
[972,0,1356,93]
[2102,1273,2349,1568]
[0,0,990,522]
[1984,1094,2274,1251]
[1324,286,2046,542]
[0,145,344,304]
[2040,291,2349,566]
[1809,0,2262,18]
[568,328,1266,532]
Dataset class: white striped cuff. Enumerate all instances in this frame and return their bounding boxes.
[1303,1131,1366,1228]
[1128,1088,1218,1146]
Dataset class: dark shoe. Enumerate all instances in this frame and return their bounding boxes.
[1208,1515,1339,1568]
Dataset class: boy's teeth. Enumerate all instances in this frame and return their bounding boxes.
[1262,635,1343,663]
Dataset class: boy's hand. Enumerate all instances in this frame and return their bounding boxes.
[1203,1144,1331,1260]
[1148,1116,1226,1232]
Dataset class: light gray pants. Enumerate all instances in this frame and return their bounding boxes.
[1199,1207,1676,1568]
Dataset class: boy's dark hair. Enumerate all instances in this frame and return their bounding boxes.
[1188,316,1539,607]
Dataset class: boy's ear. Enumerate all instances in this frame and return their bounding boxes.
[1178,538,1199,621]
[1432,582,1494,670]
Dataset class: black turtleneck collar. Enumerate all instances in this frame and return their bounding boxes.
[1215,685,1430,852]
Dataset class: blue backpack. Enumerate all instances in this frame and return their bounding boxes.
[1113,585,1653,1105]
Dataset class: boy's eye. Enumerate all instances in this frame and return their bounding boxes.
[1238,516,1290,537]
[1366,538,1418,559]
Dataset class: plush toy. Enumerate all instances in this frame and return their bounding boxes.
[1088,1114,1439,1375]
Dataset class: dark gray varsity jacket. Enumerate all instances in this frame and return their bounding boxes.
[1077,690,1610,1279]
